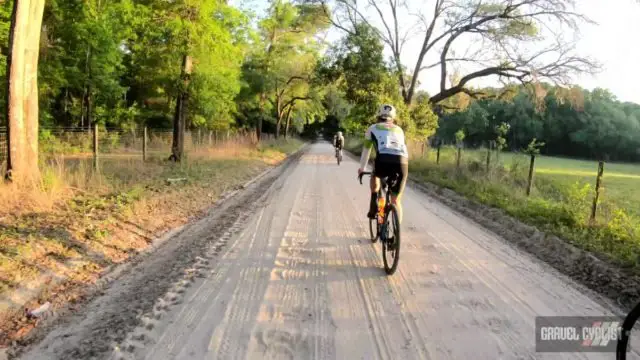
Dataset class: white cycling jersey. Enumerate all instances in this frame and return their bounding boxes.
[333,134,344,147]
[359,122,408,169]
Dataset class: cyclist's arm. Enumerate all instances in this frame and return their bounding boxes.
[359,129,373,170]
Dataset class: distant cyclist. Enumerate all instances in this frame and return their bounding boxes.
[357,104,409,223]
[333,131,344,158]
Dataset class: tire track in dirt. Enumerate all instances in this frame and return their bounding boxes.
[334,166,441,359]
[243,157,336,360]
[17,148,306,360]
[20,143,640,360]
[114,209,261,360]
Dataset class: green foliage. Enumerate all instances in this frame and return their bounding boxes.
[437,85,640,161]
[0,0,249,131]
[495,122,510,151]
[235,0,328,135]
[317,22,430,137]
[524,138,545,156]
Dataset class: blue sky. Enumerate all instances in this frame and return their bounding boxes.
[234,0,640,104]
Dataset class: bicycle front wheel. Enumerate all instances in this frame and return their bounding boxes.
[369,217,378,243]
[617,302,640,359]
[382,204,400,275]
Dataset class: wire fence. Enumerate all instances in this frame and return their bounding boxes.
[0,126,274,167]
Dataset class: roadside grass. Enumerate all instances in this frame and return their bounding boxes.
[456,149,640,216]
[345,138,640,272]
[0,138,303,335]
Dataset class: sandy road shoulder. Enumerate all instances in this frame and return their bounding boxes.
[14,147,307,360]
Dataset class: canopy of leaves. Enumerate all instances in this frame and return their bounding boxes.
[436,85,640,161]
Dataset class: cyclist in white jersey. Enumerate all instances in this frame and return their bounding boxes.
[357,104,409,222]
[333,131,344,156]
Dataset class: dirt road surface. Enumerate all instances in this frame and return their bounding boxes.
[19,143,639,360]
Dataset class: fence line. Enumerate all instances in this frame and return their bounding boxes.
[0,127,278,167]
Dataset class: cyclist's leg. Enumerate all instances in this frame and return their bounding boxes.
[389,162,408,224]
[368,163,382,218]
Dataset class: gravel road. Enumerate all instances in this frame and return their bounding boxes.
[18,142,638,360]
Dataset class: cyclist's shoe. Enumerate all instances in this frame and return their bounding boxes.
[387,236,397,250]
[367,202,377,219]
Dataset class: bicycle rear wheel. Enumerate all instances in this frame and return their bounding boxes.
[382,204,400,275]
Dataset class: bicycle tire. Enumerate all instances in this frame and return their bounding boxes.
[617,302,640,359]
[369,217,378,243]
[382,204,400,275]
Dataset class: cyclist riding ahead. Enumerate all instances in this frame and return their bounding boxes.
[333,131,344,158]
[357,104,409,223]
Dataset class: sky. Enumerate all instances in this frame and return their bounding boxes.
[236,0,640,104]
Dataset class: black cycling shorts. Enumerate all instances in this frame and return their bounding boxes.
[373,154,408,196]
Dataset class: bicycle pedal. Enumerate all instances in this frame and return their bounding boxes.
[386,237,397,250]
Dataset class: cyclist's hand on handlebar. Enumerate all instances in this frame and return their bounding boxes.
[357,168,364,177]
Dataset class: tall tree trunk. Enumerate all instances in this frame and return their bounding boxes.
[24,0,45,178]
[5,0,45,183]
[284,106,293,139]
[80,47,91,129]
[86,84,93,128]
[275,112,282,138]
[170,93,185,161]
[170,54,192,162]
[5,0,26,181]
[257,92,265,142]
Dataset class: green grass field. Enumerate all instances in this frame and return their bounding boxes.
[449,149,640,216]
[414,144,640,214]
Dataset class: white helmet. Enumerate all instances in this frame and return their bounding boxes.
[337,131,342,136]
[378,104,396,120]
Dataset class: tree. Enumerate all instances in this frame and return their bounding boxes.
[315,0,598,105]
[408,91,439,139]
[5,0,46,182]
[124,0,248,160]
[247,0,328,139]
[319,22,407,134]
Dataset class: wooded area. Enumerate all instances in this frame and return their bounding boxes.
[0,0,636,182]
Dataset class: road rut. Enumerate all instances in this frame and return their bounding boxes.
[20,143,639,360]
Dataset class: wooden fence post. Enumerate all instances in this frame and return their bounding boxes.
[526,154,536,196]
[486,141,491,171]
[92,123,99,171]
[142,127,148,161]
[436,142,441,165]
[590,161,604,224]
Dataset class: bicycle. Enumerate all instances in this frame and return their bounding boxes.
[335,146,343,165]
[358,171,401,275]
[617,302,640,359]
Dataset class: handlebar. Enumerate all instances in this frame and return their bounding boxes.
[358,171,372,185]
